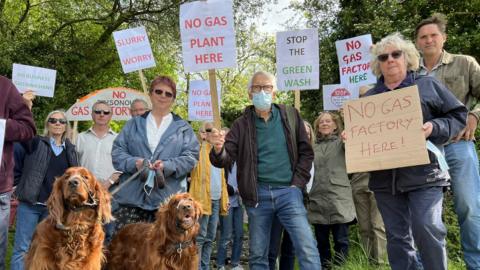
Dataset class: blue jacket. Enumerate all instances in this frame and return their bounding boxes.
[365,72,467,193]
[111,112,200,210]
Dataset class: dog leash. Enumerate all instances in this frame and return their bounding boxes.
[109,167,147,196]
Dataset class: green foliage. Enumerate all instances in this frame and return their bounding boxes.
[293,0,480,120]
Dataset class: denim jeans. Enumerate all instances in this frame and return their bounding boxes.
[197,199,221,270]
[375,187,447,270]
[0,192,11,270]
[268,219,295,270]
[444,140,480,270]
[11,202,49,270]
[245,184,321,270]
[216,205,244,267]
[314,223,350,268]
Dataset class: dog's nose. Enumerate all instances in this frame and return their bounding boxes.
[182,204,192,210]
[68,179,80,188]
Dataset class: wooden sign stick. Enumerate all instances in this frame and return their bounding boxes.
[208,69,222,129]
[295,90,301,111]
[138,69,148,94]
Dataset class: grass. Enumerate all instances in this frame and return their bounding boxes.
[6,211,467,270]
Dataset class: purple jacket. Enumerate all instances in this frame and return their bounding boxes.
[0,76,36,193]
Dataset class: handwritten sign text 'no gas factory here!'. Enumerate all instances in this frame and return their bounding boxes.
[335,34,376,91]
[113,26,156,73]
[343,86,430,173]
[180,0,237,72]
[276,28,319,91]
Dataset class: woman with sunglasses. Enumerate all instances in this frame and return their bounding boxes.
[361,33,467,270]
[11,110,78,269]
[111,75,199,232]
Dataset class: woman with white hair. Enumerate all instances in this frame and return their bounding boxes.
[12,110,78,270]
[363,33,468,270]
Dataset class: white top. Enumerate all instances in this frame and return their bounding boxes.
[210,163,222,200]
[306,162,314,193]
[146,112,173,154]
[76,128,117,181]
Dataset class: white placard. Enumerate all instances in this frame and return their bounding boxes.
[12,64,56,97]
[180,0,237,72]
[66,87,150,121]
[335,34,376,91]
[113,26,156,73]
[323,84,359,111]
[276,28,319,91]
[188,80,221,121]
[0,119,5,165]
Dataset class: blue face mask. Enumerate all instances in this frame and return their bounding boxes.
[252,90,272,111]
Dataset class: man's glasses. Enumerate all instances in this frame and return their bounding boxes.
[48,118,67,124]
[153,89,174,98]
[93,110,111,115]
[377,50,403,62]
[251,85,274,93]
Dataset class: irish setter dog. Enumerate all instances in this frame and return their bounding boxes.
[107,193,202,270]
[25,167,112,270]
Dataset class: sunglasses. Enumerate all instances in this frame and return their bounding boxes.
[93,110,111,115]
[153,89,174,98]
[377,50,403,62]
[48,118,67,124]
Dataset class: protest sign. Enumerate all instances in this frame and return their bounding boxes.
[344,85,430,173]
[323,84,359,111]
[66,87,150,121]
[113,26,156,73]
[180,0,236,72]
[276,28,319,91]
[188,80,221,122]
[335,34,376,91]
[0,119,5,164]
[12,64,56,97]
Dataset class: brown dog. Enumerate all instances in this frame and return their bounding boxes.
[107,193,202,270]
[25,167,112,270]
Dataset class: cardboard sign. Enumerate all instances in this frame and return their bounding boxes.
[276,28,319,91]
[335,34,376,91]
[12,64,56,97]
[66,87,150,121]
[0,119,5,164]
[180,0,237,72]
[323,84,359,111]
[188,80,221,121]
[113,26,156,73]
[344,85,430,173]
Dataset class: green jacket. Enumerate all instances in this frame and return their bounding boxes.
[420,50,480,121]
[307,136,355,225]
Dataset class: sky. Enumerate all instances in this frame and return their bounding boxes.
[254,0,306,34]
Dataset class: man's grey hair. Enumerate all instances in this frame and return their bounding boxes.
[247,71,277,92]
[92,100,112,111]
[130,98,149,110]
[370,32,420,77]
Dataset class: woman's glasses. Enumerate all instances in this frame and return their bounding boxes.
[48,118,67,124]
[153,89,174,98]
[377,50,403,62]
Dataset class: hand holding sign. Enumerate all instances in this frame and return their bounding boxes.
[207,127,225,154]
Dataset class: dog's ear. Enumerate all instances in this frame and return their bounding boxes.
[48,175,65,225]
[193,199,203,221]
[153,203,169,245]
[93,177,113,224]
